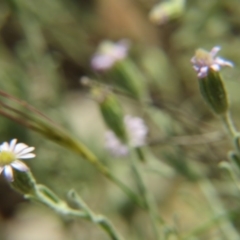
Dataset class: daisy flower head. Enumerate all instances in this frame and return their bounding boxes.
[105,115,148,157]
[0,139,35,182]
[191,46,233,79]
[91,39,130,71]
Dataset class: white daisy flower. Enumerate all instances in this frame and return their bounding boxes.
[191,46,233,79]
[91,39,129,71]
[0,139,35,182]
[105,115,148,157]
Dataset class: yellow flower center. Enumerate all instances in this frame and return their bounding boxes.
[0,151,16,166]
[195,49,214,66]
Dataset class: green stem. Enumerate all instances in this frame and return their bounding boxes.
[220,162,240,193]
[221,111,238,139]
[27,186,124,240]
[68,190,124,240]
[60,136,145,209]
[198,178,240,240]
[129,148,163,240]
[220,111,240,172]
[183,207,240,240]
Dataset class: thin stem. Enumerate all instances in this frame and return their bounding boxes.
[149,131,224,146]
[129,148,163,240]
[182,207,240,240]
[220,111,238,138]
[0,90,59,126]
[220,111,240,172]
[198,178,240,240]
[68,190,124,240]
[28,186,124,240]
[220,162,240,193]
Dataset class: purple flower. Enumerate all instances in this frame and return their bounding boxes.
[91,40,129,71]
[191,46,233,78]
[105,131,129,157]
[0,139,35,182]
[105,115,148,157]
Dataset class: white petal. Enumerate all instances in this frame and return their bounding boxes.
[0,142,10,151]
[0,166,3,174]
[11,160,29,171]
[9,139,17,151]
[17,147,35,156]
[17,153,36,159]
[211,64,221,71]
[3,166,14,182]
[215,57,234,67]
[14,143,29,154]
[223,61,234,67]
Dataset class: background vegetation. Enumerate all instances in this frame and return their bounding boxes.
[1,0,240,239]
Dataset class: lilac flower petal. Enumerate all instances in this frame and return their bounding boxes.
[124,115,148,147]
[105,131,129,157]
[210,46,221,57]
[91,39,129,71]
[105,115,147,156]
[11,160,29,172]
[91,55,115,71]
[191,46,233,79]
[215,57,234,67]
[116,146,129,157]
[190,56,196,64]
[3,166,13,182]
[193,66,200,71]
[111,41,129,60]
[198,66,208,78]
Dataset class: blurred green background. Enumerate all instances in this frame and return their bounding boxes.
[1,0,240,239]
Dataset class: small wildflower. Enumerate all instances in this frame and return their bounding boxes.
[105,115,148,157]
[124,116,148,147]
[0,139,35,182]
[91,39,129,71]
[191,46,233,79]
[105,131,129,157]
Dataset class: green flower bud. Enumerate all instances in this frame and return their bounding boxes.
[149,0,185,25]
[112,59,147,101]
[11,169,37,195]
[93,88,127,142]
[198,69,228,115]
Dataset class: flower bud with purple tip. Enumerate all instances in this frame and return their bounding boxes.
[191,46,233,115]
